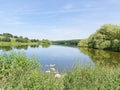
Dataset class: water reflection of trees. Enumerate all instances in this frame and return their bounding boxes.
[0,46,12,51]
[30,45,39,48]
[14,45,28,50]
[0,44,50,51]
[41,43,51,48]
[79,48,120,66]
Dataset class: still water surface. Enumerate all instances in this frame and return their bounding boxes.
[0,45,120,72]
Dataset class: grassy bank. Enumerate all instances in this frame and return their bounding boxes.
[0,42,40,46]
[0,33,41,46]
[0,52,120,90]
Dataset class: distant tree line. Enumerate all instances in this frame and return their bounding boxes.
[0,37,11,42]
[52,39,80,46]
[41,39,51,44]
[0,33,41,43]
[16,37,29,43]
[0,33,13,42]
[78,24,120,52]
[30,39,40,42]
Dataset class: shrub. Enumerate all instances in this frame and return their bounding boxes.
[78,24,120,52]
[16,38,28,43]
[0,52,63,90]
[2,33,13,38]
[1,36,11,42]
[63,65,120,90]
[30,39,39,42]
[0,52,119,90]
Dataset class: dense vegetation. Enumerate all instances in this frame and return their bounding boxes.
[41,39,51,45]
[78,24,120,52]
[0,52,119,90]
[79,48,120,66]
[52,39,80,46]
[0,33,40,43]
[0,33,51,47]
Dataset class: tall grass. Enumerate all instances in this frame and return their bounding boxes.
[0,52,120,90]
[64,64,120,90]
[0,52,63,90]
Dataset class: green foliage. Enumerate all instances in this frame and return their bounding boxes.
[0,52,120,90]
[52,39,80,46]
[2,33,13,38]
[64,65,120,90]
[0,33,44,46]
[78,24,120,52]
[0,52,63,90]
[112,39,120,52]
[1,36,11,42]
[79,48,120,66]
[30,44,39,48]
[41,43,51,48]
[0,46,12,51]
[0,52,39,79]
[13,36,18,38]
[16,38,29,43]
[99,40,111,49]
[41,39,51,45]
[30,39,40,42]
[41,39,51,48]
[78,39,88,47]
[14,45,28,50]
[0,38,2,41]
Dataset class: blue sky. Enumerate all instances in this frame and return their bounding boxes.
[0,0,120,40]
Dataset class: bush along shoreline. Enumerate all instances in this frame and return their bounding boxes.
[0,33,52,47]
[78,24,120,52]
[0,52,120,90]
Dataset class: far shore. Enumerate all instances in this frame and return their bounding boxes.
[0,42,40,46]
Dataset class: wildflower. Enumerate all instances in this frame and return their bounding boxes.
[45,70,50,73]
[50,64,55,67]
[50,68,56,71]
[55,74,61,78]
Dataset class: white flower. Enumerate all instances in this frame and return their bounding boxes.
[45,70,50,73]
[50,64,55,67]
[50,68,56,71]
[55,74,61,78]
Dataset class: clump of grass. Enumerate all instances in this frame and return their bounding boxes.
[63,64,120,90]
[0,52,63,90]
[0,52,120,90]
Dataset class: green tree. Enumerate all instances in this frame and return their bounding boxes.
[78,24,120,52]
[2,33,13,38]
[14,36,18,38]
[1,36,11,42]
[30,39,39,42]
[0,38,2,42]
[41,39,51,44]
[16,38,28,43]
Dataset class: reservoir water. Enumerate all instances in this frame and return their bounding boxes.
[0,45,119,72]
